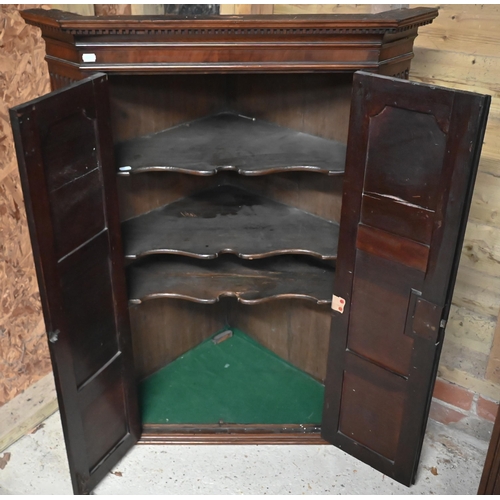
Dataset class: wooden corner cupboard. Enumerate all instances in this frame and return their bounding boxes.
[10,7,491,494]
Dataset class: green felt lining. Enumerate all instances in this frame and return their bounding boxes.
[140,328,325,425]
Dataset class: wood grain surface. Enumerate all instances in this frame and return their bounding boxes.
[116,113,346,176]
[128,255,335,306]
[122,185,339,260]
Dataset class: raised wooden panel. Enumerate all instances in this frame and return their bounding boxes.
[79,359,128,471]
[364,105,447,211]
[339,354,407,461]
[58,232,118,387]
[50,169,105,259]
[361,193,434,244]
[347,250,423,376]
[10,74,140,494]
[41,109,98,192]
[322,72,490,486]
[356,224,430,273]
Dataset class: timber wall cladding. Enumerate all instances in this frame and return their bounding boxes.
[231,3,500,402]
[409,3,500,400]
[0,5,51,406]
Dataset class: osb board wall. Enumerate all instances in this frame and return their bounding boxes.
[0,5,52,407]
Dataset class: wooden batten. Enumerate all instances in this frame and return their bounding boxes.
[0,373,57,453]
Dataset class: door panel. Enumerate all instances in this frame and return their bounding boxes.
[363,105,447,211]
[322,71,490,486]
[347,250,424,376]
[360,193,434,244]
[339,354,407,461]
[58,231,119,387]
[50,169,106,259]
[10,73,140,494]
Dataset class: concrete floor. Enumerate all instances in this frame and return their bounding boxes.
[0,411,489,495]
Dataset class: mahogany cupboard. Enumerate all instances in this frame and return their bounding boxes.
[10,8,491,494]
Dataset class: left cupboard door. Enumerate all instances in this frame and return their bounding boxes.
[9,73,140,494]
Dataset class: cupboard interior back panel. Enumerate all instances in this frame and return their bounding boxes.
[112,72,342,426]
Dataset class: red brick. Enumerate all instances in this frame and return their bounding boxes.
[429,400,467,425]
[477,396,499,422]
[432,379,474,411]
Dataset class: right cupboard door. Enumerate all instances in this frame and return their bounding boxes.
[322,71,490,486]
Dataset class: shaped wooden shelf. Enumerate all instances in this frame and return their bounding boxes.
[127,255,334,305]
[116,113,347,176]
[122,185,340,260]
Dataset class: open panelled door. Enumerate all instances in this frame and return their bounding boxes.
[10,74,140,494]
[322,71,490,486]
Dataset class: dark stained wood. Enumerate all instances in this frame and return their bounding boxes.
[322,71,490,486]
[128,255,335,306]
[356,224,430,273]
[122,185,339,260]
[344,250,423,376]
[21,8,437,75]
[143,423,320,434]
[116,113,346,176]
[338,353,407,461]
[361,193,434,245]
[140,424,327,445]
[58,233,120,387]
[408,295,443,343]
[9,74,140,495]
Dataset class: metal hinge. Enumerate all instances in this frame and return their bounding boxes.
[48,329,60,343]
